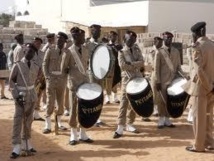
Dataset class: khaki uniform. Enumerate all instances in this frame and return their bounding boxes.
[154,46,184,117]
[33,50,46,111]
[104,43,121,97]
[117,44,144,126]
[13,44,25,63]
[9,58,39,145]
[150,49,158,105]
[43,47,71,117]
[68,44,89,128]
[183,37,214,151]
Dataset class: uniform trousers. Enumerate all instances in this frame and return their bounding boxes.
[117,77,136,125]
[0,79,6,97]
[12,101,35,145]
[156,84,170,117]
[192,93,214,150]
[46,76,67,117]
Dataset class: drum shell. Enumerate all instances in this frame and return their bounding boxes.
[167,91,189,118]
[127,83,154,117]
[78,92,103,128]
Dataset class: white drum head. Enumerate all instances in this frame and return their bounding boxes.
[76,83,102,100]
[167,78,187,96]
[91,45,111,80]
[126,77,148,95]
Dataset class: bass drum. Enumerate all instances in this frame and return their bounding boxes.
[90,44,114,80]
[126,77,154,117]
[167,77,190,118]
[76,83,103,128]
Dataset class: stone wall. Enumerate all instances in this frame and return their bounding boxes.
[0,21,48,54]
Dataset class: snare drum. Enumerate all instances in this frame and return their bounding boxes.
[76,83,103,128]
[167,77,190,118]
[126,77,154,117]
[90,45,114,80]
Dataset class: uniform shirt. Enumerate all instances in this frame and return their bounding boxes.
[13,44,25,63]
[7,49,14,70]
[0,50,7,70]
[119,44,144,80]
[9,57,39,102]
[32,49,45,68]
[154,46,183,85]
[67,44,89,91]
[42,46,71,79]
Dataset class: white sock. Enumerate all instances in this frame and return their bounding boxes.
[70,128,78,141]
[79,128,89,140]
[105,95,110,102]
[45,117,51,129]
[13,144,21,154]
[116,125,124,134]
[33,110,41,119]
[57,115,62,127]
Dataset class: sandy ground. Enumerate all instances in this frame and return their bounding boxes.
[0,85,214,161]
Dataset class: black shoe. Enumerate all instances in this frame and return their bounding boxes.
[79,138,94,143]
[43,129,51,134]
[34,117,45,121]
[114,100,120,104]
[206,146,214,150]
[69,140,78,145]
[142,118,151,122]
[59,126,67,131]
[29,148,37,153]
[113,132,122,139]
[165,124,176,128]
[185,146,205,153]
[10,152,19,159]
[105,101,110,105]
[157,125,164,129]
[95,121,105,127]
[1,96,9,99]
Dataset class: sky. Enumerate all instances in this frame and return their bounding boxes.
[0,0,15,14]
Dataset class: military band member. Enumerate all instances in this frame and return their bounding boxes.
[40,33,55,111]
[150,37,163,116]
[154,32,186,129]
[41,33,55,53]
[9,44,39,159]
[32,37,45,121]
[184,22,214,152]
[42,32,70,134]
[13,33,25,63]
[87,24,104,127]
[68,27,93,145]
[113,30,144,139]
[104,31,122,104]
[0,43,9,99]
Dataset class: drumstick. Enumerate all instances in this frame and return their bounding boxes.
[158,91,166,105]
[178,71,186,79]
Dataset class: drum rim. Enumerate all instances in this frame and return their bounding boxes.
[90,44,111,80]
[126,77,149,95]
[76,82,103,100]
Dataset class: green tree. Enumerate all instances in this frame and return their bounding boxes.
[0,13,15,27]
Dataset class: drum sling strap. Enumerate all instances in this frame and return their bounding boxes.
[70,47,86,75]
[161,48,174,73]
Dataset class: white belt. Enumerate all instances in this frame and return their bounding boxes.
[17,85,34,90]
[51,71,61,75]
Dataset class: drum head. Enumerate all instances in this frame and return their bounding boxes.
[167,77,187,96]
[76,83,102,100]
[91,45,111,80]
[126,77,148,95]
